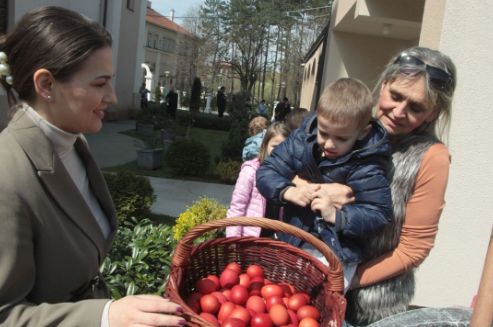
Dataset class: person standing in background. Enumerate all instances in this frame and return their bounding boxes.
[217,86,227,118]
[166,88,178,118]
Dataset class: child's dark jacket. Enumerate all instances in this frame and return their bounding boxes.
[256,113,393,265]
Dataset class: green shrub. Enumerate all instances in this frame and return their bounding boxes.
[215,158,242,184]
[103,172,157,224]
[181,95,190,108]
[164,138,210,176]
[154,86,162,104]
[172,197,227,243]
[101,218,177,299]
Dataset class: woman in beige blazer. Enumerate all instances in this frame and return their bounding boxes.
[0,7,184,327]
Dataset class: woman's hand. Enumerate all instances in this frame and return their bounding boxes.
[311,189,336,224]
[292,176,355,209]
[109,295,186,327]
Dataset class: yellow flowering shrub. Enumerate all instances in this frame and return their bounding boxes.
[173,196,228,242]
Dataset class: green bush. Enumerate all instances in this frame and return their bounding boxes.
[103,172,157,224]
[181,95,190,108]
[154,86,162,104]
[215,158,242,184]
[220,90,251,162]
[164,138,210,176]
[101,218,177,299]
[172,197,227,243]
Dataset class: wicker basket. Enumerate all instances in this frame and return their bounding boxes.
[165,217,346,327]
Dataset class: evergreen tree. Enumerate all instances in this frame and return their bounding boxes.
[154,85,162,104]
[190,77,202,112]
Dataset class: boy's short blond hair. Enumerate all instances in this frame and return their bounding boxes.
[249,116,270,136]
[316,78,373,128]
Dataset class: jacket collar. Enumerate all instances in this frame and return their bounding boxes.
[8,110,117,263]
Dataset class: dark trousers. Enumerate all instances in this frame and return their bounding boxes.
[218,105,225,118]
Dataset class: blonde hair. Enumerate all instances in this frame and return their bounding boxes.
[373,46,456,142]
[258,122,291,163]
[316,78,373,128]
[249,116,270,136]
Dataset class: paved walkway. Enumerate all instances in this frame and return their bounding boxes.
[84,120,234,218]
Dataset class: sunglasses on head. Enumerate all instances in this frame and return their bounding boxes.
[394,52,452,90]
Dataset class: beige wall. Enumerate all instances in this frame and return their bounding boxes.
[299,43,324,112]
[412,0,493,308]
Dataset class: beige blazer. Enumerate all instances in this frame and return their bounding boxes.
[0,110,118,326]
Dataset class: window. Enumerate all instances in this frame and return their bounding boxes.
[146,34,151,47]
[153,35,157,49]
[168,40,174,53]
[163,39,168,52]
[127,0,135,11]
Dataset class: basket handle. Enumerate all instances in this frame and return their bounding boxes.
[172,217,344,289]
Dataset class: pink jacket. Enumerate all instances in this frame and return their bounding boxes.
[226,158,282,237]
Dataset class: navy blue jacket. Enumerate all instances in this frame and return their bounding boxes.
[256,113,393,265]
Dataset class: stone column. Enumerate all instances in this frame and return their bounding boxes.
[205,93,212,113]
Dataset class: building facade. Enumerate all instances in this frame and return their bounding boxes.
[143,2,195,100]
[300,0,493,309]
[0,0,147,127]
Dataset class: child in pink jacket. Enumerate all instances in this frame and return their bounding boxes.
[226,123,291,237]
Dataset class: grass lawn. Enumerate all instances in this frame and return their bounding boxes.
[103,127,229,183]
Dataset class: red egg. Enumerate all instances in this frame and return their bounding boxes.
[200,294,220,314]
[282,297,289,307]
[221,268,240,289]
[296,306,319,321]
[211,291,228,304]
[269,304,289,326]
[264,279,273,285]
[251,313,274,327]
[200,312,219,326]
[218,302,236,321]
[287,294,308,312]
[228,307,251,324]
[299,317,319,327]
[265,295,285,312]
[287,309,299,326]
[294,292,310,304]
[231,285,249,305]
[220,288,232,302]
[239,274,251,287]
[225,263,242,275]
[246,295,266,314]
[223,317,247,327]
[196,278,217,294]
[188,291,204,302]
[261,285,284,299]
[278,283,294,297]
[185,298,200,314]
[248,277,265,296]
[207,275,221,290]
[247,265,265,279]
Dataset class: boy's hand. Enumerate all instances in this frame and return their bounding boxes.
[318,183,354,210]
[311,189,336,224]
[283,185,320,207]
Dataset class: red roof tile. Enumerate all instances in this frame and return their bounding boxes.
[146,7,194,37]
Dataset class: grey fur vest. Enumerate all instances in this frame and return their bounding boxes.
[345,133,440,326]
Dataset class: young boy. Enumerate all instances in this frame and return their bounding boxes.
[256,78,393,293]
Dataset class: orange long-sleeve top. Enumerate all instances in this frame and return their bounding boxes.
[357,143,451,287]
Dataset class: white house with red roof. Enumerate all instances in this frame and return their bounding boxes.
[143,2,196,99]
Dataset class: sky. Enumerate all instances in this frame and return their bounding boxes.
[150,0,203,26]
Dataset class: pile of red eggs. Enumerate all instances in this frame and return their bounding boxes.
[185,263,321,327]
